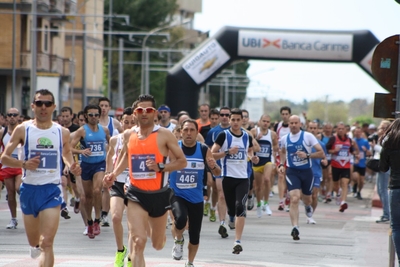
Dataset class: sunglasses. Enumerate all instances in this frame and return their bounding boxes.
[34,100,53,107]
[87,113,100,117]
[135,107,156,114]
[7,113,19,117]
[220,113,230,117]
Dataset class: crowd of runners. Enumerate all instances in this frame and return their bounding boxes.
[0,91,390,267]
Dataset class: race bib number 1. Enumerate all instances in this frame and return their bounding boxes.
[31,150,58,169]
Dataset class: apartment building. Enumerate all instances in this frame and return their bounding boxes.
[0,0,103,115]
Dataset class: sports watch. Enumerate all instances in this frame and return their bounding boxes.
[157,163,165,172]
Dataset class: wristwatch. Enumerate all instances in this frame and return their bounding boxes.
[306,153,310,159]
[225,149,230,156]
[157,163,165,173]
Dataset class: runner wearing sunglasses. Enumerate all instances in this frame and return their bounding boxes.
[104,94,187,267]
[70,104,111,239]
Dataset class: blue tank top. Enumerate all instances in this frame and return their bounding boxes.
[286,131,311,170]
[107,116,114,136]
[169,141,205,203]
[82,124,107,163]
[311,140,325,178]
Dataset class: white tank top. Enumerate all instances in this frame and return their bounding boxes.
[1,132,22,169]
[113,134,129,183]
[22,121,63,185]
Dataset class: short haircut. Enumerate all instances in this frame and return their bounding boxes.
[209,108,220,117]
[181,118,199,131]
[220,106,231,113]
[199,104,210,110]
[98,97,111,106]
[137,94,156,108]
[123,107,133,116]
[34,89,55,103]
[242,109,249,115]
[61,106,73,115]
[280,106,291,114]
[131,100,139,109]
[84,104,101,115]
[230,108,242,118]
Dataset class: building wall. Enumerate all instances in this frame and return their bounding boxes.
[0,13,21,69]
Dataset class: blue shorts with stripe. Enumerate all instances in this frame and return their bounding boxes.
[285,167,314,196]
[20,183,63,217]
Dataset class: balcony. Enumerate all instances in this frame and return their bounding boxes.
[21,53,61,73]
[50,54,63,74]
[65,0,77,14]
[21,0,50,13]
[49,0,65,14]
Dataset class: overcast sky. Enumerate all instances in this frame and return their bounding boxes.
[193,0,400,103]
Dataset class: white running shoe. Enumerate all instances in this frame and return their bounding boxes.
[6,219,18,229]
[264,204,272,216]
[172,238,184,260]
[30,246,41,259]
[307,217,317,224]
[256,206,262,218]
[305,205,313,218]
[83,226,88,236]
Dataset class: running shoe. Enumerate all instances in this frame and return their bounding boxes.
[335,195,341,205]
[324,194,332,203]
[218,224,229,238]
[264,204,272,216]
[228,220,235,230]
[185,262,194,267]
[305,205,313,218]
[6,218,18,229]
[269,191,274,197]
[285,205,290,212]
[114,246,128,267]
[232,240,243,254]
[356,192,363,200]
[83,226,88,236]
[256,206,262,218]
[247,196,254,210]
[291,227,300,241]
[69,197,75,207]
[209,210,216,222]
[204,202,210,216]
[278,201,284,211]
[101,215,110,227]
[172,238,184,260]
[339,202,348,212]
[307,217,317,224]
[127,259,132,267]
[30,246,41,259]
[285,195,290,206]
[93,221,101,236]
[87,225,95,239]
[376,216,390,223]
[73,201,80,214]
[61,208,71,219]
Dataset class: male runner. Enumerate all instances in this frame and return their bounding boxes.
[104,94,187,267]
[0,108,22,229]
[1,89,81,266]
[70,104,110,238]
[170,119,220,267]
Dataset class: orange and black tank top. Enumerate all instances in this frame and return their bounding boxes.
[128,127,168,191]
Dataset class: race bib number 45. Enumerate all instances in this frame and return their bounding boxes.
[131,154,156,179]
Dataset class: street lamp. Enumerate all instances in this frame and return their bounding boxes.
[140,19,192,95]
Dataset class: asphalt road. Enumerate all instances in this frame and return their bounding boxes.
[0,180,393,267]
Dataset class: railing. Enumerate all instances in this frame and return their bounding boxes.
[49,0,65,13]
[21,0,50,6]
[65,0,77,14]
[20,52,51,72]
[50,54,63,73]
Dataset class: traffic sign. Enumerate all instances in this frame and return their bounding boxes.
[371,34,399,94]
[373,93,396,118]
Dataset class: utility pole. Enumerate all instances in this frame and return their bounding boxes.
[107,0,113,100]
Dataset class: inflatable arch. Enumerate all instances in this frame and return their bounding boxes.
[166,26,379,117]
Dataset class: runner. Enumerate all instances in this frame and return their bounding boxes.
[70,104,111,238]
[158,104,176,131]
[104,94,187,267]
[105,107,135,267]
[307,121,328,224]
[0,108,22,229]
[98,97,123,227]
[251,114,278,217]
[274,106,291,211]
[0,89,81,265]
[326,122,359,212]
[278,115,324,240]
[211,108,259,254]
[170,119,220,267]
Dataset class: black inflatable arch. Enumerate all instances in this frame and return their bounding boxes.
[166,26,379,117]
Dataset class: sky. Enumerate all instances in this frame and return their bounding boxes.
[193,0,400,104]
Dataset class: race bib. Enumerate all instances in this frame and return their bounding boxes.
[87,141,105,156]
[227,148,246,164]
[31,150,58,169]
[130,154,156,179]
[257,144,271,158]
[175,169,198,189]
